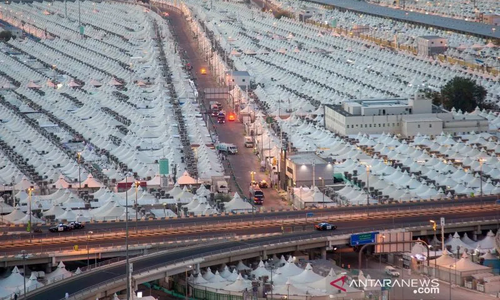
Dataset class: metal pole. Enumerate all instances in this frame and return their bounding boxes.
[78,0,81,36]
[126,175,130,300]
[87,233,89,268]
[366,166,370,205]
[185,268,188,300]
[312,161,315,188]
[23,252,26,299]
[78,153,81,189]
[441,221,445,252]
[480,159,483,197]
[28,189,32,236]
[135,182,138,234]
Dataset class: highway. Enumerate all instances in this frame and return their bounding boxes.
[2,195,497,235]
[26,209,500,300]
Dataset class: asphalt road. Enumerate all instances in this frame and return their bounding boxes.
[4,206,499,254]
[165,7,285,208]
[27,209,500,300]
[2,195,498,234]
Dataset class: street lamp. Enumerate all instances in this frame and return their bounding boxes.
[27,186,34,235]
[479,158,486,198]
[77,152,81,189]
[87,231,93,269]
[250,171,256,182]
[135,181,140,233]
[267,258,276,300]
[366,165,371,205]
[185,265,192,300]
[430,220,437,276]
[18,250,29,298]
[124,172,133,300]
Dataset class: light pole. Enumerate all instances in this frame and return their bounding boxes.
[77,152,81,189]
[250,171,256,183]
[268,258,275,300]
[135,181,140,233]
[86,231,93,269]
[430,220,437,276]
[479,158,486,198]
[312,160,316,188]
[366,165,371,205]
[185,265,192,300]
[125,173,132,300]
[20,250,28,298]
[27,186,34,236]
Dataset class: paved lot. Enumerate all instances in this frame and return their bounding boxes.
[164,9,287,208]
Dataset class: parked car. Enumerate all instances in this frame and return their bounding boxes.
[314,223,337,231]
[259,180,268,188]
[49,224,72,233]
[68,222,85,229]
[385,266,400,277]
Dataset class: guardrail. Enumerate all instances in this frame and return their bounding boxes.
[3,202,497,249]
[47,215,500,300]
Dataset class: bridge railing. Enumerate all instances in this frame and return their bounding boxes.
[59,215,500,300]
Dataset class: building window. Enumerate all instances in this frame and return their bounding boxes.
[378,124,381,127]
[365,124,367,128]
[418,124,421,128]
[346,125,349,128]
[392,123,395,127]
[383,123,385,127]
[242,79,246,82]
[429,124,432,128]
[369,124,372,127]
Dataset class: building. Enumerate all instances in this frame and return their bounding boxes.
[324,93,489,137]
[225,71,251,89]
[285,152,334,188]
[483,14,500,26]
[417,36,448,56]
[296,9,314,22]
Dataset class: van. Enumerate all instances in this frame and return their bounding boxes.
[216,143,238,154]
[249,184,264,205]
[244,136,254,148]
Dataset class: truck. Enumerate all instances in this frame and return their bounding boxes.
[216,143,238,154]
[244,136,254,148]
[210,101,222,117]
[249,184,264,205]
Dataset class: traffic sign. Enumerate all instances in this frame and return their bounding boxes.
[440,217,445,226]
[306,212,314,218]
[350,232,379,246]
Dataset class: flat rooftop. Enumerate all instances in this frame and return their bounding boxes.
[288,152,327,165]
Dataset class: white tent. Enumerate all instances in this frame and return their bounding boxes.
[2,207,27,223]
[203,267,215,281]
[236,261,251,271]
[53,175,70,189]
[223,274,251,292]
[251,261,272,278]
[224,193,253,212]
[45,262,72,283]
[81,174,103,188]
[219,266,232,279]
[0,266,24,288]
[477,230,496,250]
[168,184,183,198]
[42,204,65,217]
[276,261,304,277]
[289,263,323,284]
[177,171,197,185]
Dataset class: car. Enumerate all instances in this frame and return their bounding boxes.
[228,113,236,121]
[385,266,400,277]
[258,180,268,188]
[314,223,337,231]
[49,224,72,233]
[69,221,85,229]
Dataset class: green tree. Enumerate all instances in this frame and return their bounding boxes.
[439,77,488,112]
[0,30,13,42]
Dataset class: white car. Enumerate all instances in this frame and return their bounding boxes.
[385,266,400,277]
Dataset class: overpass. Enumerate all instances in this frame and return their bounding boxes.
[3,201,498,266]
[25,210,500,300]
